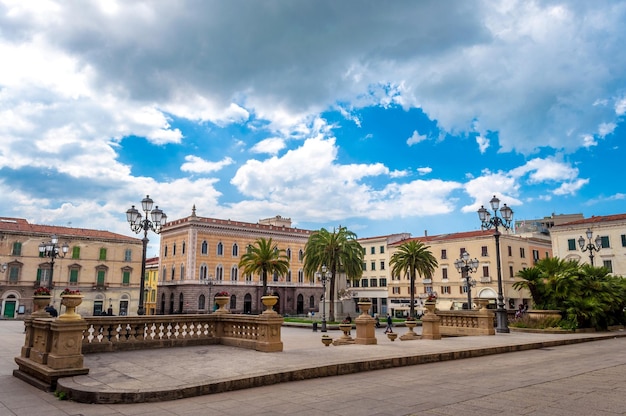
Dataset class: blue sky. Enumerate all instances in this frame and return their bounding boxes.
[1,1,625,256]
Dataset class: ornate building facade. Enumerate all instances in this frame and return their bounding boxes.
[0,217,142,318]
[157,209,320,315]
[387,230,553,317]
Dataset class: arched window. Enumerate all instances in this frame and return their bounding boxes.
[216,265,223,281]
[201,241,208,255]
[198,294,206,310]
[309,295,315,308]
[298,249,304,262]
[173,243,176,256]
[229,294,236,309]
[286,248,291,260]
[179,293,184,313]
[171,265,176,280]
[273,270,279,282]
[182,241,186,254]
[164,245,168,257]
[298,270,304,283]
[162,267,167,282]
[217,242,224,256]
[286,270,292,282]
[180,264,185,280]
[231,266,238,281]
[199,264,207,280]
[232,243,238,257]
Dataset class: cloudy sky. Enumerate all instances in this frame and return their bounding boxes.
[1,0,625,255]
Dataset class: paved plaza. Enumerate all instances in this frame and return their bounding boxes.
[1,320,626,415]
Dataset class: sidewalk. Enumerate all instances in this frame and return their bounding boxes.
[54,324,626,404]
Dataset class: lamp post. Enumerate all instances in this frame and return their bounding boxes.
[578,228,602,266]
[38,234,69,290]
[126,195,167,315]
[316,265,329,332]
[454,251,479,310]
[478,195,514,333]
[201,274,214,313]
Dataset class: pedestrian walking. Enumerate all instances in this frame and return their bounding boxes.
[384,314,393,333]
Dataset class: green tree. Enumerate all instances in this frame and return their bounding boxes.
[514,257,626,330]
[389,240,438,318]
[303,227,363,322]
[238,237,290,298]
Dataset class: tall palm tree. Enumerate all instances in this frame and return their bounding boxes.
[238,237,290,298]
[389,240,438,318]
[303,227,363,322]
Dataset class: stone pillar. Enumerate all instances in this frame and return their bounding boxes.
[255,312,284,352]
[355,313,377,345]
[14,317,89,391]
[47,320,88,370]
[477,308,496,336]
[421,310,441,340]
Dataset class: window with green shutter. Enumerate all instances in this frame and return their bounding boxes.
[36,269,41,284]
[12,242,22,256]
[69,269,79,284]
[567,239,576,250]
[72,246,80,259]
[124,249,132,262]
[99,248,107,260]
[9,266,19,283]
[97,270,106,286]
[600,236,610,248]
[122,271,130,285]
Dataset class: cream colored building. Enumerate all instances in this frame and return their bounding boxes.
[387,230,553,317]
[0,217,142,318]
[550,213,626,275]
[158,208,318,315]
[355,233,410,317]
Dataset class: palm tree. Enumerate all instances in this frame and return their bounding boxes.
[303,227,363,322]
[389,240,438,318]
[238,237,290,298]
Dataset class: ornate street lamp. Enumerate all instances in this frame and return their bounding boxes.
[578,228,602,266]
[454,251,479,310]
[201,274,214,313]
[315,265,329,332]
[127,195,167,315]
[38,234,69,290]
[478,195,514,333]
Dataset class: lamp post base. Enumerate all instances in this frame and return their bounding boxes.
[495,309,509,333]
[137,307,145,316]
[321,320,327,332]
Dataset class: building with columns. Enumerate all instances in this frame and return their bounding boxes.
[0,217,142,318]
[387,229,553,317]
[157,208,319,315]
[550,213,626,274]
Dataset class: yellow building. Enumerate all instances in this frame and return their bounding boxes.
[388,229,553,317]
[144,256,159,315]
[158,208,318,315]
[0,217,142,318]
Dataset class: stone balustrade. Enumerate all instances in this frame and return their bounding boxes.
[435,309,495,337]
[14,311,283,391]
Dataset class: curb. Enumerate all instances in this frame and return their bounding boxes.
[56,331,626,404]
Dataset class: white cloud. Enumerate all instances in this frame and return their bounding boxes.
[250,137,286,155]
[417,167,432,175]
[553,178,589,196]
[406,130,428,146]
[476,135,489,153]
[180,156,234,174]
